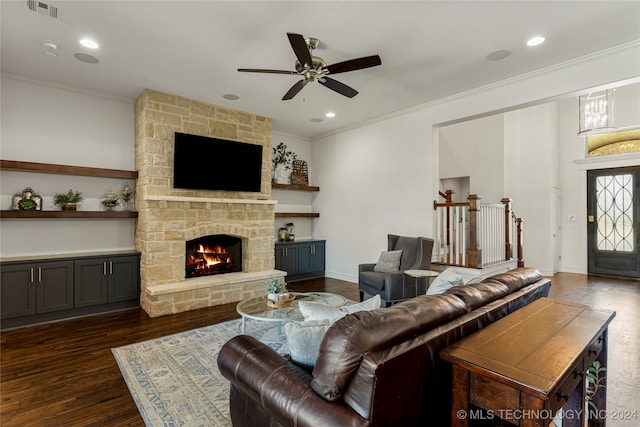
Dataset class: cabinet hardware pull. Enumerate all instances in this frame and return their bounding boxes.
[556,392,569,402]
[573,369,584,379]
[30,267,34,284]
[588,349,598,356]
[38,267,42,283]
[103,262,107,276]
[110,262,113,275]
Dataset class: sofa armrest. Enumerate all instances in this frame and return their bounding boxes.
[359,263,376,273]
[218,335,367,427]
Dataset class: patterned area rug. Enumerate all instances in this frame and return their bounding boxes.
[112,318,287,426]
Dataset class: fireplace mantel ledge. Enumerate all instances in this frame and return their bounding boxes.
[146,269,287,296]
[143,195,277,205]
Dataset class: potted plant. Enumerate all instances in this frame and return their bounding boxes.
[265,277,288,301]
[53,189,84,211]
[272,142,297,184]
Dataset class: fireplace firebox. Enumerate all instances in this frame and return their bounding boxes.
[185,235,242,278]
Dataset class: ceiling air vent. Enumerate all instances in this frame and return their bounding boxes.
[25,0,62,20]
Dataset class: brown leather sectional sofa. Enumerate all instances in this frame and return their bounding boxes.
[218,267,551,426]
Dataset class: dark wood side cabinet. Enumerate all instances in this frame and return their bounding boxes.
[74,255,139,307]
[1,260,74,318]
[441,298,616,427]
[275,240,325,282]
[1,252,140,330]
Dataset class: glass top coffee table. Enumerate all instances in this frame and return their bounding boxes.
[236,292,347,337]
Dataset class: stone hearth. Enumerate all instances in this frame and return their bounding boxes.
[134,89,284,317]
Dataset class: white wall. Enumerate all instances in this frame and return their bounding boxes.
[0,75,135,257]
[312,43,640,282]
[558,82,640,273]
[271,131,315,240]
[439,114,505,202]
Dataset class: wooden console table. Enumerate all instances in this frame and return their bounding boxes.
[441,298,615,427]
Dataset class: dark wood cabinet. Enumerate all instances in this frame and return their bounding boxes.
[275,243,299,276]
[1,260,73,319]
[1,252,140,329]
[275,240,325,282]
[74,255,139,307]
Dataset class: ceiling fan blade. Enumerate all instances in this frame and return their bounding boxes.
[319,77,358,98]
[287,33,313,67]
[282,79,308,100]
[238,68,298,75]
[326,55,382,74]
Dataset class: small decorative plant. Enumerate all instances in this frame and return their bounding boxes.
[585,360,606,411]
[53,189,84,210]
[265,277,288,301]
[272,142,297,171]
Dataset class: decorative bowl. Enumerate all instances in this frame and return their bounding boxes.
[263,293,295,308]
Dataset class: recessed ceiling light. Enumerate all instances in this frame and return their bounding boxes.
[222,94,239,100]
[80,38,99,49]
[42,40,58,50]
[526,36,545,47]
[74,53,99,64]
[485,49,512,61]
[310,118,324,123]
[325,112,336,118]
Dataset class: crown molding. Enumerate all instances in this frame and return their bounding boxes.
[1,71,135,104]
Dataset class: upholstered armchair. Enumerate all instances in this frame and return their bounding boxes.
[358,234,434,307]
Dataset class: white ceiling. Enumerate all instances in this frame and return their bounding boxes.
[2,1,639,139]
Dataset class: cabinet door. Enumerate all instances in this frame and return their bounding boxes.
[310,241,325,273]
[275,244,298,275]
[1,263,36,319]
[74,259,109,307]
[108,255,139,303]
[298,243,313,274]
[36,261,74,313]
[298,242,325,274]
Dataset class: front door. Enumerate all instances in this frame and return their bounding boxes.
[587,167,640,278]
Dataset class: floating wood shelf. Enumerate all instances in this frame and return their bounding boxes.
[272,183,319,192]
[0,210,138,219]
[275,212,320,218]
[0,160,138,180]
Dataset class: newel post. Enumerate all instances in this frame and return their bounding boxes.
[466,194,481,268]
[516,218,524,267]
[501,198,512,262]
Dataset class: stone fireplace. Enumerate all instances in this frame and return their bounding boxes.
[134,89,285,317]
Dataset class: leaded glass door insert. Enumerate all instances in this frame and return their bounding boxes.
[588,167,640,278]
[595,174,634,251]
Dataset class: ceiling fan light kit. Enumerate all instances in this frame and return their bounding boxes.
[238,32,381,101]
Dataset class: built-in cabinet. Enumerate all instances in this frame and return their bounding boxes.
[1,252,140,329]
[0,260,74,318]
[275,240,325,282]
[74,255,139,307]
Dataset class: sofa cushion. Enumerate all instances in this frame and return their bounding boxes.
[484,267,543,292]
[311,293,468,401]
[284,319,335,369]
[374,250,403,273]
[299,295,381,321]
[444,281,511,311]
[426,268,464,295]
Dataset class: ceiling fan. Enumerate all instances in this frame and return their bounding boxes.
[238,33,381,101]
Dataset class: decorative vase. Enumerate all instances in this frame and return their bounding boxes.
[62,203,77,211]
[278,228,287,241]
[267,292,279,301]
[273,165,289,184]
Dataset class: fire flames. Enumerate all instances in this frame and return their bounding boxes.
[195,244,230,266]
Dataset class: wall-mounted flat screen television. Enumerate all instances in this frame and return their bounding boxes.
[173,132,263,192]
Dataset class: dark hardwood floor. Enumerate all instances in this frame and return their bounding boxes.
[1,274,638,426]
